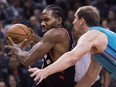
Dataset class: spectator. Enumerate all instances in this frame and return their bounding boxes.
[0,0,8,22]
[33,9,42,22]
[21,0,34,19]
[0,79,7,87]
[29,16,43,37]
[33,0,47,10]
[91,0,109,19]
[7,56,33,87]
[4,0,23,23]
[109,20,116,32]
[7,74,19,87]
[101,18,110,30]
[108,7,116,22]
[64,9,75,32]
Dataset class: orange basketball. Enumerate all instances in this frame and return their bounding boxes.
[6,23,33,44]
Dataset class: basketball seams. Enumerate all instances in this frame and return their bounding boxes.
[16,25,31,38]
[6,24,32,44]
[27,29,32,38]
[6,33,23,44]
[7,32,28,36]
[16,25,28,35]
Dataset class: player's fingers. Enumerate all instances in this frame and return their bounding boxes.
[29,27,34,33]
[38,77,43,84]
[36,77,43,86]
[5,45,19,54]
[36,82,39,86]
[28,67,38,72]
[34,74,44,83]
[8,37,15,46]
[30,69,39,77]
[29,66,31,69]
[8,49,15,55]
[19,39,28,48]
[34,75,40,81]
[29,27,35,37]
[4,45,13,49]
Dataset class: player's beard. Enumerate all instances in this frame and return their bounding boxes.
[43,22,57,33]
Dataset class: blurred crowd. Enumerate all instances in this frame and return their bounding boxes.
[0,0,116,87]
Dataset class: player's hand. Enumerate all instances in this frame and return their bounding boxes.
[29,27,42,43]
[5,37,28,55]
[5,37,28,65]
[28,67,48,85]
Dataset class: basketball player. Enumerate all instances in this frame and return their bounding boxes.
[6,5,75,87]
[27,6,116,87]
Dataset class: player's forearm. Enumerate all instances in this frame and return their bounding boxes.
[44,51,76,76]
[75,74,96,87]
[15,51,29,66]
[33,35,42,43]
[44,43,91,76]
[76,59,102,87]
[104,70,111,87]
[75,71,100,87]
[21,43,40,66]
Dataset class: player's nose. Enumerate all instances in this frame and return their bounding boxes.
[41,22,46,28]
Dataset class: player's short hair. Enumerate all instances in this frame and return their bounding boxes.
[76,6,100,26]
[44,5,65,22]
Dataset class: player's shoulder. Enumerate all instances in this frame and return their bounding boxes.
[83,29,105,38]
[44,28,68,38]
[79,29,107,43]
[41,28,69,43]
[80,30,99,40]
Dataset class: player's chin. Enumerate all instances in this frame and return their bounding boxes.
[42,29,47,33]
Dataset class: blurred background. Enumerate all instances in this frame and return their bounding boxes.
[0,0,116,87]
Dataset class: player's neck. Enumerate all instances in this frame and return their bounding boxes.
[82,26,89,33]
[57,25,62,28]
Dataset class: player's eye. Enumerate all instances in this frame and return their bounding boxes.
[40,18,43,22]
[44,18,49,22]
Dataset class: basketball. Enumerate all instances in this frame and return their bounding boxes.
[6,23,33,44]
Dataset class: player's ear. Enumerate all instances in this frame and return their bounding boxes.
[80,18,85,25]
[58,17,62,22]
[57,17,62,25]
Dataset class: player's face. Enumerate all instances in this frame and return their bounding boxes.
[40,10,58,33]
[73,13,81,33]
[73,11,84,37]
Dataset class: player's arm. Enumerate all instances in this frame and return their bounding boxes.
[103,70,111,87]
[75,58,102,87]
[28,38,94,83]
[24,29,62,66]
[33,34,42,43]
[29,28,42,43]
[5,29,61,66]
[28,30,108,84]
[42,30,99,75]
